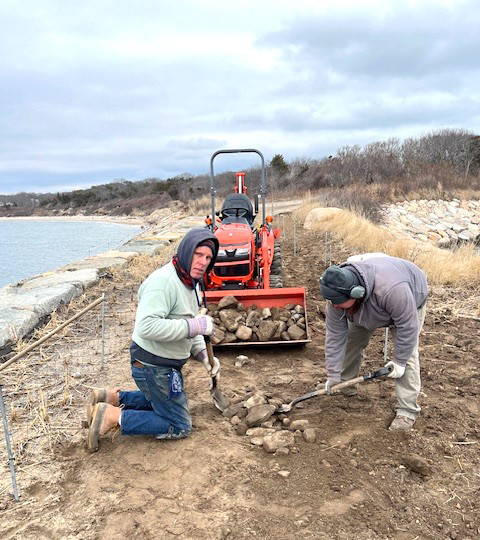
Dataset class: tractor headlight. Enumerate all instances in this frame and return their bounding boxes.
[216,245,251,261]
[236,248,250,255]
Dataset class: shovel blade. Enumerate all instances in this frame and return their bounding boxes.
[210,375,229,412]
[275,404,291,414]
[211,387,229,412]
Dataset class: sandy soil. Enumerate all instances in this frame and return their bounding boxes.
[1,213,479,539]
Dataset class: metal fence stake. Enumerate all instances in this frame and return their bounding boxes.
[100,293,106,370]
[0,385,20,501]
[324,232,328,267]
[383,327,389,362]
[293,221,297,257]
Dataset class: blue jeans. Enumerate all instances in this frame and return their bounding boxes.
[119,365,192,439]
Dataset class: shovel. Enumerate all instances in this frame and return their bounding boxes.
[276,364,393,413]
[205,335,229,412]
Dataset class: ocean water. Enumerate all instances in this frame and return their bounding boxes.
[0,219,143,288]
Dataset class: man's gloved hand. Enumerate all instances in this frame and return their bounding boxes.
[316,378,340,395]
[385,360,405,379]
[187,315,214,337]
[196,350,221,378]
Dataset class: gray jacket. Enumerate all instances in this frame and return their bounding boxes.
[325,256,428,381]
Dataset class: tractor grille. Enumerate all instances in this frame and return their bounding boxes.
[216,253,249,262]
[215,264,250,277]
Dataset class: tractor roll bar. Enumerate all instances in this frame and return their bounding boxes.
[209,149,266,230]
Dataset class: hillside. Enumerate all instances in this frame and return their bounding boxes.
[2,129,479,219]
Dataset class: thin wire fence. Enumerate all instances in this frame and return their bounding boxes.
[0,297,107,499]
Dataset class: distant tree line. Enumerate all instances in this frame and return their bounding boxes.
[1,128,479,217]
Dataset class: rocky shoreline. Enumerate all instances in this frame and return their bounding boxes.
[0,214,146,226]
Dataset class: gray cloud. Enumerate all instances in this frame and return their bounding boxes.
[1,0,479,194]
[260,2,480,79]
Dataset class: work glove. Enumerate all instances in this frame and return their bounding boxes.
[316,378,340,396]
[196,349,220,378]
[187,315,214,337]
[385,360,405,379]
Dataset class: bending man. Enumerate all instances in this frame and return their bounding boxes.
[87,227,220,451]
[319,254,428,431]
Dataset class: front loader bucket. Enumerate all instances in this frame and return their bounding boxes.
[205,287,310,347]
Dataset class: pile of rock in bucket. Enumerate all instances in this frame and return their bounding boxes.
[222,386,316,456]
[206,295,307,345]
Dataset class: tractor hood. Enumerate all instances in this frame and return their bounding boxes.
[214,222,253,248]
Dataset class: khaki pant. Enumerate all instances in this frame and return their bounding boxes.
[341,303,426,420]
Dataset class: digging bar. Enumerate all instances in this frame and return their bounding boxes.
[276,364,393,413]
[205,336,229,412]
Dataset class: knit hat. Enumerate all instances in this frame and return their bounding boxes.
[320,265,361,304]
[197,239,216,256]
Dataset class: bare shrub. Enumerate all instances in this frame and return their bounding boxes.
[3,129,479,218]
[291,185,383,224]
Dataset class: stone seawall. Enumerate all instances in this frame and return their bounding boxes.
[0,211,203,353]
[382,199,480,248]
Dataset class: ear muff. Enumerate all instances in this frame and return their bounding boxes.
[324,282,366,299]
[349,285,366,299]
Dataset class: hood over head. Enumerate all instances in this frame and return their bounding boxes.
[176,227,219,276]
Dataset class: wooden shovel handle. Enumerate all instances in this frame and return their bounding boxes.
[281,365,393,411]
[205,336,217,371]
[325,365,393,395]
[199,307,217,371]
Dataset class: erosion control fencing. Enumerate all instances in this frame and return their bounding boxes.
[0,294,106,502]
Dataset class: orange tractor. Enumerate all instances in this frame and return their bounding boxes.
[204,148,309,346]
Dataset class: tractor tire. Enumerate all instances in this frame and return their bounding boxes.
[269,275,283,288]
[269,241,283,288]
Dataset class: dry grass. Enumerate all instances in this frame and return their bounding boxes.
[184,194,212,215]
[110,245,176,286]
[183,194,229,217]
[301,206,480,290]
[290,192,320,223]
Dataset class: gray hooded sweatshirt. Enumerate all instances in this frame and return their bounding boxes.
[325,256,428,381]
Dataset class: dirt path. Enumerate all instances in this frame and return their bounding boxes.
[1,213,480,539]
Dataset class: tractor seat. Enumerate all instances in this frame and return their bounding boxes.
[220,193,254,226]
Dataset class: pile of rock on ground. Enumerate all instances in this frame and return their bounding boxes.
[206,295,307,345]
[223,384,316,459]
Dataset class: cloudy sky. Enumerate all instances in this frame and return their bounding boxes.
[1,0,479,194]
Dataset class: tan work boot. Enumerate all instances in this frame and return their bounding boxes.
[86,387,121,425]
[389,415,415,431]
[340,385,358,397]
[87,403,121,453]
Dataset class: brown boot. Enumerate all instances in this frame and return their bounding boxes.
[87,403,121,453]
[388,415,415,431]
[340,385,358,397]
[86,387,121,425]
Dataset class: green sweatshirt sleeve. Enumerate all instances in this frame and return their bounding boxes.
[134,286,190,342]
